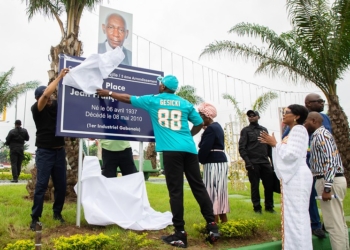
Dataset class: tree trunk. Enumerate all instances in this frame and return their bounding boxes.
[145,142,157,169]
[328,94,350,187]
[26,33,83,201]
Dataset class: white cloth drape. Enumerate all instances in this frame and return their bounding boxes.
[62,47,125,94]
[75,156,173,230]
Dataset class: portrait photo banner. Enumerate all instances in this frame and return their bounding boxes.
[57,55,162,142]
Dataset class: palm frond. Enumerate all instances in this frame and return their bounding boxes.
[229,22,288,56]
[222,93,246,124]
[176,85,204,105]
[23,0,63,21]
[201,1,350,96]
[0,68,40,113]
[200,40,271,64]
[330,0,350,73]
[252,91,278,113]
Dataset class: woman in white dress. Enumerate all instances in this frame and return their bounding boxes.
[259,104,312,250]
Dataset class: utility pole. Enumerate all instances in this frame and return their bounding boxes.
[23,91,27,127]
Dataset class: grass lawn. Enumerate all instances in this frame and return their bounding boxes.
[0,178,349,249]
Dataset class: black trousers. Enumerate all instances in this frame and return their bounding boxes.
[10,148,24,180]
[247,163,274,210]
[163,151,214,231]
[101,147,137,177]
[32,147,66,218]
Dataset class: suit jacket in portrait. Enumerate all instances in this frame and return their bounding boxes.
[98,42,132,66]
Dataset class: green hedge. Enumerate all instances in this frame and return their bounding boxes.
[5,232,155,250]
[4,240,34,250]
[0,173,31,180]
[194,219,263,238]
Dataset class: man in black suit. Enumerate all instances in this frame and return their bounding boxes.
[98,13,132,65]
[239,110,275,214]
[5,120,29,182]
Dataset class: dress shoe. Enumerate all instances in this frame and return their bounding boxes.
[30,216,40,231]
[53,213,65,224]
[254,209,262,214]
[312,228,326,239]
[10,180,18,183]
[265,208,277,214]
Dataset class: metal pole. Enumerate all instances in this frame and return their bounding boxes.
[23,91,27,127]
[34,222,42,250]
[15,97,18,120]
[139,141,144,172]
[76,139,83,227]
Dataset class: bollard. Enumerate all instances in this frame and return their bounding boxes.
[35,221,42,250]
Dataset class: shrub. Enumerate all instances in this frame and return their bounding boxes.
[0,149,9,164]
[52,232,155,250]
[22,152,33,168]
[220,219,263,238]
[6,151,32,169]
[53,233,111,250]
[194,219,263,238]
[0,173,31,180]
[0,168,10,173]
[106,232,155,250]
[4,240,34,250]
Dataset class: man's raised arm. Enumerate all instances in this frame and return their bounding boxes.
[96,89,131,104]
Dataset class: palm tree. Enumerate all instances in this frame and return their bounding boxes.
[223,91,277,189]
[145,85,203,169]
[23,0,103,199]
[200,0,350,184]
[176,85,204,105]
[223,91,278,130]
[0,67,39,113]
[23,0,103,82]
[222,93,247,130]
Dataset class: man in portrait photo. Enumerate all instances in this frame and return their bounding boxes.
[98,6,133,66]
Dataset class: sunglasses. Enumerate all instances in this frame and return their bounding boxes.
[309,99,325,104]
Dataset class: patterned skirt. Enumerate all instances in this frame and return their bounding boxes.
[203,162,230,215]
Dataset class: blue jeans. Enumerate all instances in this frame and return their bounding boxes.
[31,147,66,218]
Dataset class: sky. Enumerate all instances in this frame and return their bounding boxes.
[1,0,349,154]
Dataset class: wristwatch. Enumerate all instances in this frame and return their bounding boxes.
[324,187,331,193]
[108,91,112,96]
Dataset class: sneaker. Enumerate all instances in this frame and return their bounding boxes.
[161,230,187,248]
[312,228,326,239]
[265,208,276,214]
[53,213,65,224]
[206,222,220,243]
[30,216,40,231]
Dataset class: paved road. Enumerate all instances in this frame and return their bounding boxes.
[0,180,27,185]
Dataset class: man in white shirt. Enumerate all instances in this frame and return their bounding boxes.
[98,13,132,65]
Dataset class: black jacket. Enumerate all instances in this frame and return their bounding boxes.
[238,123,272,166]
[198,122,227,164]
[5,127,29,150]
